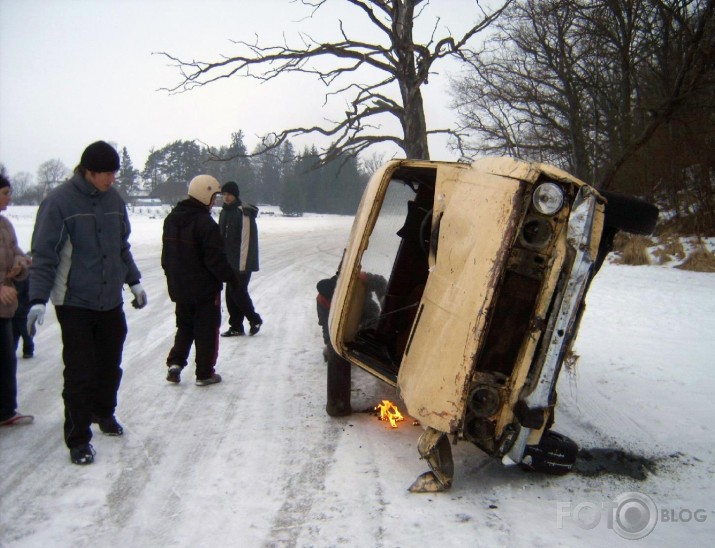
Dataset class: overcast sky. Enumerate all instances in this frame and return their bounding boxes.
[0,0,489,179]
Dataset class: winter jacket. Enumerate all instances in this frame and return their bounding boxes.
[0,215,29,318]
[29,173,141,311]
[218,200,259,272]
[162,198,237,303]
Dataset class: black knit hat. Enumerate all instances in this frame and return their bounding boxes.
[80,141,120,172]
[221,181,239,198]
[0,174,10,190]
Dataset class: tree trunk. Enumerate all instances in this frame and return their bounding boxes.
[394,0,430,160]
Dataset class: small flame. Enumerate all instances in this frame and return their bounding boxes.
[375,400,404,428]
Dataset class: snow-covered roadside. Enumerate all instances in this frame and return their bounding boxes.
[1,205,713,547]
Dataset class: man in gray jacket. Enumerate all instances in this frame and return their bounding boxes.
[27,141,147,465]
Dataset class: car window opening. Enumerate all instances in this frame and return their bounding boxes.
[346,167,437,381]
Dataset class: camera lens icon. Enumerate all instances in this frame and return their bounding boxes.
[612,492,658,540]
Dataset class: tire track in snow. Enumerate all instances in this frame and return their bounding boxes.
[240,221,362,544]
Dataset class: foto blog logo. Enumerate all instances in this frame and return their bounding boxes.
[556,491,708,540]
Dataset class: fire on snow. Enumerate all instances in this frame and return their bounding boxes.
[375,400,404,428]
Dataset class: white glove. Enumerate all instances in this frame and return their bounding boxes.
[27,304,46,337]
[130,283,147,309]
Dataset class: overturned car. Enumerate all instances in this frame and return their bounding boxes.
[323,157,658,492]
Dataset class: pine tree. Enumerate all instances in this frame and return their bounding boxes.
[117,147,139,199]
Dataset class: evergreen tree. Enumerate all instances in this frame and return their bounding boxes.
[252,136,288,205]
[226,131,255,201]
[141,140,203,191]
[279,145,366,215]
[253,148,279,205]
[142,148,163,191]
[204,131,255,201]
[322,155,365,215]
[280,146,317,216]
[116,147,139,199]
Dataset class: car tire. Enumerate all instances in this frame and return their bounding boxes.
[521,430,578,475]
[600,190,659,235]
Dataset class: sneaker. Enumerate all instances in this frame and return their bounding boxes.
[92,415,124,436]
[0,412,34,426]
[167,365,182,384]
[195,373,222,386]
[70,443,96,465]
[221,328,245,337]
[249,316,263,336]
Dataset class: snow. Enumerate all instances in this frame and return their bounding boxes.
[1,205,714,547]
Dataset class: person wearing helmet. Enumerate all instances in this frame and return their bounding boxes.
[27,141,147,465]
[161,174,238,387]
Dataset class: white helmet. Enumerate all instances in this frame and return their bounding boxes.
[188,174,221,205]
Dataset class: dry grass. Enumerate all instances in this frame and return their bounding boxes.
[676,245,715,272]
[612,234,653,265]
[652,237,686,265]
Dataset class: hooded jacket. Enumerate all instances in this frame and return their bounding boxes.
[162,198,236,303]
[29,173,140,311]
[218,200,259,272]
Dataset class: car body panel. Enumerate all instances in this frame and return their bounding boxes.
[397,168,524,433]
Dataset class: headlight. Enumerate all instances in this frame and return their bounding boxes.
[532,182,564,215]
[467,384,501,417]
[519,216,553,249]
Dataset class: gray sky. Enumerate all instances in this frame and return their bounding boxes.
[1,0,482,179]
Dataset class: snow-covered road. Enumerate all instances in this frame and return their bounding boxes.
[1,206,713,547]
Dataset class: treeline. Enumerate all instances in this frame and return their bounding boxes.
[129,131,367,215]
[3,131,368,216]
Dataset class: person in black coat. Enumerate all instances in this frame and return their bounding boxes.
[162,175,237,386]
[218,181,262,337]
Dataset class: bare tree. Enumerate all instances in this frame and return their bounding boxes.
[451,0,714,191]
[37,159,70,198]
[9,172,35,204]
[359,150,388,175]
[157,0,511,162]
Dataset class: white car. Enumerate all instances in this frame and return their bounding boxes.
[323,157,658,491]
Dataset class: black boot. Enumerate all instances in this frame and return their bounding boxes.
[249,315,263,336]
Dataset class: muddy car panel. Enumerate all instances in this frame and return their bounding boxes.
[329,157,606,459]
[397,164,526,433]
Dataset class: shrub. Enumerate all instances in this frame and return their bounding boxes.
[612,234,653,265]
[676,245,715,272]
[652,237,686,265]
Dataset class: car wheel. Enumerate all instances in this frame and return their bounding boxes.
[521,430,578,475]
[600,190,659,235]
